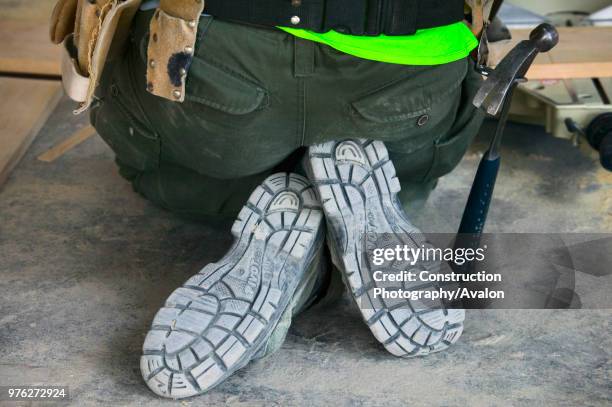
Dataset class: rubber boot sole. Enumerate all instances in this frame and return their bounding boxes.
[305,139,465,357]
[141,173,323,398]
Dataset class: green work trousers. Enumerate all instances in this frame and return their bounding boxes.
[91,10,485,221]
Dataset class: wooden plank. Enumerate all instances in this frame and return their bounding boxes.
[488,27,612,79]
[0,0,61,76]
[526,62,612,80]
[0,19,61,76]
[0,78,62,187]
[0,0,57,21]
[38,126,96,163]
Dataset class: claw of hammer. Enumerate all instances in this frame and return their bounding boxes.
[473,23,559,118]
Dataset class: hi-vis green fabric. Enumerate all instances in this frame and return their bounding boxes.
[280,22,478,65]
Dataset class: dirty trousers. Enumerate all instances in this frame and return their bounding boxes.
[91,10,485,220]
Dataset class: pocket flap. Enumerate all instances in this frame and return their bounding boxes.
[186,57,266,115]
[352,61,467,124]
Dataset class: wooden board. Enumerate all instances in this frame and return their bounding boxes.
[488,27,612,80]
[0,0,57,21]
[0,0,61,76]
[0,19,61,76]
[38,126,96,163]
[0,78,62,187]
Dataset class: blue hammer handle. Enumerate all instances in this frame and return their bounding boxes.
[458,152,500,235]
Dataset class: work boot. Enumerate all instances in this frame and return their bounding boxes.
[305,139,465,357]
[141,173,324,398]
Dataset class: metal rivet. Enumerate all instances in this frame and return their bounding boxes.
[291,0,301,6]
[128,127,135,136]
[173,90,182,99]
[417,114,430,127]
[291,15,301,25]
[188,20,197,28]
[184,45,194,54]
[149,59,156,68]
[179,68,187,76]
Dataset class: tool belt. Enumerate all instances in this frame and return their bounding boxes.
[50,0,142,113]
[50,0,495,111]
[204,0,465,36]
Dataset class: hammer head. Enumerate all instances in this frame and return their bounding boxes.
[473,23,559,117]
[529,23,560,53]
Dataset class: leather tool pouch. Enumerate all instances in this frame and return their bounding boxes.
[146,0,205,103]
[50,0,142,113]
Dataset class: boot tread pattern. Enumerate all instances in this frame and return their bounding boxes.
[141,173,322,398]
[307,139,465,358]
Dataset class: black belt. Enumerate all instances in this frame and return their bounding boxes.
[203,0,467,36]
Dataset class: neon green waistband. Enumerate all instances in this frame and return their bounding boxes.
[279,22,478,66]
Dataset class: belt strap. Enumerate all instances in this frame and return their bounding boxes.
[203,0,466,36]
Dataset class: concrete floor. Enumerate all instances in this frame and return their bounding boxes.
[0,98,610,406]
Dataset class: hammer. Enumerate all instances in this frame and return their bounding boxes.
[457,24,559,238]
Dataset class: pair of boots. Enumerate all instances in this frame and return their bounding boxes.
[140,139,465,399]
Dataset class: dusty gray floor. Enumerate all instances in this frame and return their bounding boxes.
[0,98,610,406]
